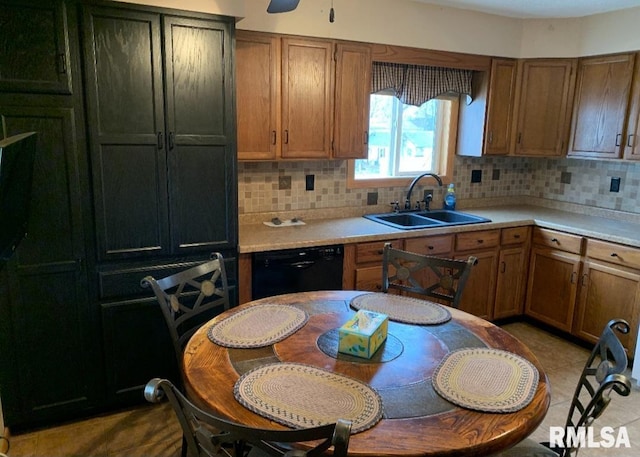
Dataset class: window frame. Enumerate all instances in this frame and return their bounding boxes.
[347,94,459,189]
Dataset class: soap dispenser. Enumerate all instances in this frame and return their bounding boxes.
[444,183,456,210]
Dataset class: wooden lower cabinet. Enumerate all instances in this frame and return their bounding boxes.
[454,230,500,320]
[343,239,402,292]
[573,238,640,353]
[525,247,581,332]
[573,260,640,352]
[493,227,530,319]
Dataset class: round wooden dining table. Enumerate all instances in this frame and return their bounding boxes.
[182,290,550,457]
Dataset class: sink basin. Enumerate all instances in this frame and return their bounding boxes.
[367,213,445,229]
[420,210,491,225]
[364,210,490,230]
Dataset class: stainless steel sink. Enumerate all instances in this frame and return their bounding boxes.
[364,209,491,230]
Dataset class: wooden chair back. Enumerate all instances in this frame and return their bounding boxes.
[382,242,477,308]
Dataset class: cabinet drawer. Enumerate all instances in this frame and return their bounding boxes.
[586,238,640,270]
[404,235,453,256]
[356,239,402,264]
[533,228,583,254]
[455,230,500,251]
[501,226,530,245]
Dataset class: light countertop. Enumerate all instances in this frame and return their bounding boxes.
[239,205,640,253]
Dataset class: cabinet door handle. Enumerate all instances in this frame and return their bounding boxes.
[550,238,559,243]
[157,132,163,149]
[500,261,506,273]
[477,239,484,244]
[616,133,622,147]
[628,134,635,148]
[514,234,520,239]
[364,131,368,145]
[611,252,619,257]
[271,130,277,145]
[57,53,67,74]
[517,132,522,144]
[169,132,175,150]
[488,131,494,144]
[427,245,434,250]
[581,273,588,286]
[570,271,577,284]
[284,130,289,144]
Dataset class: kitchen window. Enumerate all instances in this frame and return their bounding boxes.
[347,62,471,189]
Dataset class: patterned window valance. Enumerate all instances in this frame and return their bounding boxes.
[371,61,473,106]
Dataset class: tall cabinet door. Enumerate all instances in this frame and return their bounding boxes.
[236,31,280,160]
[0,0,72,94]
[0,106,93,424]
[484,58,516,155]
[513,59,576,156]
[163,16,237,254]
[568,53,635,159]
[82,6,168,260]
[333,42,371,159]
[281,37,334,159]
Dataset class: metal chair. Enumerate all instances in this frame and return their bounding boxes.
[381,242,477,308]
[144,378,352,457]
[140,253,231,367]
[492,318,633,457]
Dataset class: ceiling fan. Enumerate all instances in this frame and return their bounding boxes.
[267,0,301,13]
[267,0,336,22]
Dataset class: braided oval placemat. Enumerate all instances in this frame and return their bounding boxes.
[234,362,383,433]
[350,293,451,325]
[208,305,308,348]
[432,348,539,413]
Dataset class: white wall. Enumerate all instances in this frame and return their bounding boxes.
[236,0,523,57]
[578,7,640,56]
[112,0,640,58]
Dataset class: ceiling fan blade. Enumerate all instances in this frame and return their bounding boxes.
[267,0,300,14]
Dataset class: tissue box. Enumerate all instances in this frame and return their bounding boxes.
[338,310,388,359]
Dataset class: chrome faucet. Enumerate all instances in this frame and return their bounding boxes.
[405,172,443,210]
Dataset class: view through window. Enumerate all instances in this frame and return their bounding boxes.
[354,92,454,181]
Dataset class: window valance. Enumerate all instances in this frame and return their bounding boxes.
[371,61,473,106]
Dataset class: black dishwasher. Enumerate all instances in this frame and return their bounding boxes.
[252,245,344,299]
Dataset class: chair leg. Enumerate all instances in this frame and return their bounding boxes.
[180,434,188,457]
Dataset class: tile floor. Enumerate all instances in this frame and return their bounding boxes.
[4,321,640,457]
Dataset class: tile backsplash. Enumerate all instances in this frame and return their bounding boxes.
[238,156,640,217]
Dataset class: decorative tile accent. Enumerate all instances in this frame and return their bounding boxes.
[238,156,640,218]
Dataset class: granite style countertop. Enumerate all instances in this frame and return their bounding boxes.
[239,204,640,253]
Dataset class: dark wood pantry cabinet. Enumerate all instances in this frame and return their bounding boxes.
[0,0,97,427]
[0,0,237,428]
[81,2,238,403]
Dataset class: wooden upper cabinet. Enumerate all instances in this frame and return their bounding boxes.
[512,58,577,157]
[624,52,640,160]
[333,43,372,159]
[485,58,517,155]
[236,31,373,161]
[281,37,334,159]
[236,31,279,161]
[236,32,334,160]
[568,53,635,159]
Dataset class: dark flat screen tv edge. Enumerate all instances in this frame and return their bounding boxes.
[0,131,37,264]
